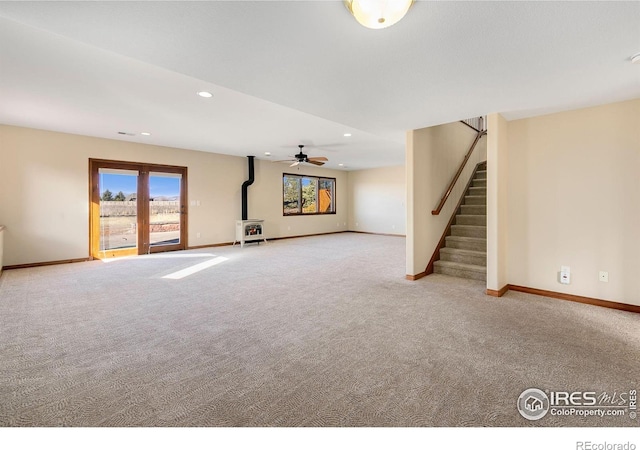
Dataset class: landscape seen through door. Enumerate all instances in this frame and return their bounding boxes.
[90,160,187,259]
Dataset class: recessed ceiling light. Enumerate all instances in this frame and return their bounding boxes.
[338,163,344,167]
[632,53,640,64]
[197,91,213,98]
[141,132,151,136]
[343,133,352,137]
[264,152,271,156]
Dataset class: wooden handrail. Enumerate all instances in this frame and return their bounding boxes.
[431,130,486,215]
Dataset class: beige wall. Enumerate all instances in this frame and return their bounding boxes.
[347,165,405,235]
[250,158,348,238]
[507,98,640,306]
[486,114,509,292]
[0,125,348,266]
[406,121,487,276]
[0,226,4,276]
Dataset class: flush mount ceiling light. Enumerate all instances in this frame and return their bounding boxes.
[197,91,213,98]
[344,0,414,29]
[141,132,151,136]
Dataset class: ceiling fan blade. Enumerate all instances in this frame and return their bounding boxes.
[307,160,325,166]
[290,161,300,167]
[273,159,296,163]
[307,156,328,162]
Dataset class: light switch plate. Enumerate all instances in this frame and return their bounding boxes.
[599,271,609,282]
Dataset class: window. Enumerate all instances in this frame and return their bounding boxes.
[283,174,335,215]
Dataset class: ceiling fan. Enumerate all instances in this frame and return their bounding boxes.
[275,145,329,167]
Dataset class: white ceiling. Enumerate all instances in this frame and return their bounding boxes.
[1,1,639,170]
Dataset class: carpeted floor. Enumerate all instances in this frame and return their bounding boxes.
[0,233,638,427]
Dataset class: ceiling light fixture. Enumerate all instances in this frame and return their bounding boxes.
[344,0,414,29]
[632,53,640,64]
[141,132,151,136]
[344,133,352,137]
[339,164,344,167]
[264,152,271,156]
[197,91,213,98]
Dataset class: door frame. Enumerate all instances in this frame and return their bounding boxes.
[89,158,188,259]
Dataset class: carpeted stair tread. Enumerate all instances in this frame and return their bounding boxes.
[433,260,486,273]
[451,224,486,238]
[445,236,487,244]
[440,247,487,266]
[440,247,486,257]
[464,195,486,205]
[460,205,486,215]
[455,215,486,226]
[468,187,486,196]
[433,260,487,281]
[445,236,486,250]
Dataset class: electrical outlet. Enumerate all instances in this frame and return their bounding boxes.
[599,271,609,282]
[559,266,571,285]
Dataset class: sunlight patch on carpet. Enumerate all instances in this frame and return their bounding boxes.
[101,252,219,263]
[162,256,229,279]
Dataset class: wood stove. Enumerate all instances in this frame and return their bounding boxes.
[234,219,266,248]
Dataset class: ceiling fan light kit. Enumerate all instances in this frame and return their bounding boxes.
[344,0,414,29]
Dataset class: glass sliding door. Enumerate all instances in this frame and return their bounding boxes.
[148,172,183,251]
[90,159,187,259]
[98,168,139,255]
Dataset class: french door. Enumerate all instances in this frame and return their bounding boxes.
[89,159,187,259]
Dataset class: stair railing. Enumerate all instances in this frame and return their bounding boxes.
[461,116,486,133]
[431,117,487,215]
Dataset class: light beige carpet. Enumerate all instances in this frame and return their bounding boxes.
[0,233,638,427]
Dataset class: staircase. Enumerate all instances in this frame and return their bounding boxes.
[433,162,487,281]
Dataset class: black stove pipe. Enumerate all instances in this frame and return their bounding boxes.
[241,156,255,220]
